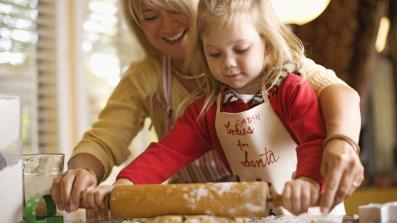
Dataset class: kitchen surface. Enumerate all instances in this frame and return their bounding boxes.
[1,0,397,222]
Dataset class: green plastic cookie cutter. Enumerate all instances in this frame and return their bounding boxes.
[23,194,63,223]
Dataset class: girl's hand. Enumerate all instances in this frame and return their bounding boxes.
[83,179,132,222]
[282,177,320,215]
[83,185,114,211]
[83,179,132,211]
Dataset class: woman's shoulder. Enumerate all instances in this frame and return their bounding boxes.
[285,72,305,83]
[116,57,162,95]
[270,72,317,108]
[269,73,313,98]
[277,72,307,88]
[123,57,162,79]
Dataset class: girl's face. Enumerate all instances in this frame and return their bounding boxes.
[139,1,190,63]
[202,16,265,95]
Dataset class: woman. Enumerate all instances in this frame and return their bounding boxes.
[50,0,363,215]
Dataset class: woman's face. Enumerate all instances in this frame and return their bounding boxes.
[139,1,190,63]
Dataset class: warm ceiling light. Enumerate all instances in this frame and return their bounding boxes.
[375,17,390,53]
[271,0,331,25]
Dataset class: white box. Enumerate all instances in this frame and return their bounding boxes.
[359,203,389,223]
[0,96,23,223]
[387,202,397,221]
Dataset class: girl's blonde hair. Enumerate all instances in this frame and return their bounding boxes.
[189,0,305,117]
[121,0,199,63]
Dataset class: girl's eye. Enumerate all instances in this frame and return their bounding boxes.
[208,52,221,58]
[234,47,249,54]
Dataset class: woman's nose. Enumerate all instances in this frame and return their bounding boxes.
[160,14,176,33]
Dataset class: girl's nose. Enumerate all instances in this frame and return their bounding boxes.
[224,55,237,69]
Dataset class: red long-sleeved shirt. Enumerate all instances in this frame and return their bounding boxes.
[118,74,325,187]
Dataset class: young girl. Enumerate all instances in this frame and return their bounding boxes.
[84,0,347,216]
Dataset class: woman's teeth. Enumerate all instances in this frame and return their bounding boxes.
[164,31,184,42]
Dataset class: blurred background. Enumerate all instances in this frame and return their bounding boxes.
[0,0,396,204]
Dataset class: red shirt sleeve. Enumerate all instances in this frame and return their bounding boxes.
[270,73,325,188]
[117,98,213,184]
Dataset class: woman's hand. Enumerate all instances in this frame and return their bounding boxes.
[317,84,363,214]
[320,139,364,214]
[50,168,98,212]
[282,177,320,215]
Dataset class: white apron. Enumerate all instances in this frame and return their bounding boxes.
[214,93,345,215]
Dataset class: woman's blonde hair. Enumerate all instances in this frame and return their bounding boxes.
[190,0,306,117]
[121,0,199,62]
[121,0,205,117]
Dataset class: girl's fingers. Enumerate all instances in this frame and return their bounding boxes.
[282,181,292,212]
[87,189,98,211]
[290,182,301,214]
[310,184,320,207]
[300,187,311,213]
[95,189,106,209]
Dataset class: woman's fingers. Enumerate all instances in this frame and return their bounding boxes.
[50,177,63,210]
[320,158,345,214]
[59,171,77,212]
[69,169,97,211]
[320,139,359,214]
[50,168,98,212]
[334,158,364,204]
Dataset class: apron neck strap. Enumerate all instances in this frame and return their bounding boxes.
[162,55,173,130]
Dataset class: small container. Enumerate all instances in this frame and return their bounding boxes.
[23,153,64,203]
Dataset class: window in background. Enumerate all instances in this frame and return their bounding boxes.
[81,0,144,122]
[0,0,38,152]
[80,0,156,158]
[35,0,63,154]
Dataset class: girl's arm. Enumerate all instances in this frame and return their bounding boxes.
[273,74,325,215]
[117,98,213,184]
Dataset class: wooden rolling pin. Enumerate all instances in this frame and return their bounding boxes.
[108,182,282,218]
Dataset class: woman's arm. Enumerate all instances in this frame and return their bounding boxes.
[301,58,364,214]
[318,85,364,214]
[319,85,360,139]
[50,63,151,213]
